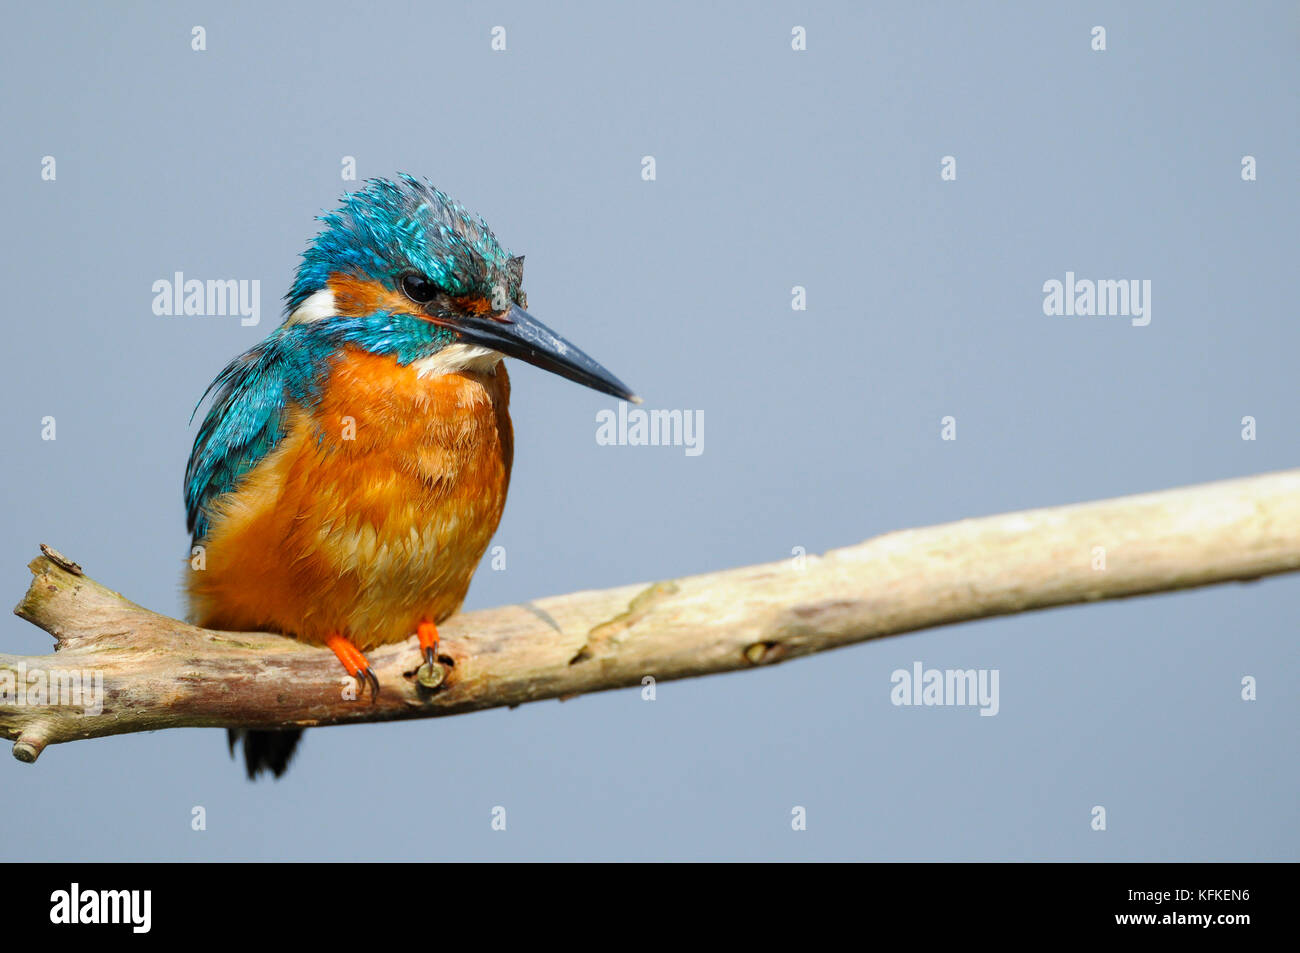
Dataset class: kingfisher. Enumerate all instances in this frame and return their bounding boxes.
[184,175,635,778]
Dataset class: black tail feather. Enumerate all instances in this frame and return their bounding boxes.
[227,728,304,779]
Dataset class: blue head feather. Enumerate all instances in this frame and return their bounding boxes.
[286,173,522,311]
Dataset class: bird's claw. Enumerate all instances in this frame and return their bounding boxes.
[354,667,380,703]
[326,633,379,703]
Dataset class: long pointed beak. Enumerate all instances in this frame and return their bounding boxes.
[454,304,638,402]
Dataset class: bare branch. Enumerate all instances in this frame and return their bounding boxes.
[4,469,1299,763]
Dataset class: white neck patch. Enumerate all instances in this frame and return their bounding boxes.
[412,344,503,379]
[284,288,337,325]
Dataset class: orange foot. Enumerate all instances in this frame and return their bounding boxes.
[326,632,380,703]
[417,620,440,668]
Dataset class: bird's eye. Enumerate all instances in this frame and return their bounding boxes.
[400,273,438,304]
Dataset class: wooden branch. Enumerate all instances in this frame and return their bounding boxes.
[4,469,1299,763]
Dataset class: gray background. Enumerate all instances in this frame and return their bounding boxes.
[1,1,1295,860]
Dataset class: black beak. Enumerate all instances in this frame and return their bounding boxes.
[453,304,638,402]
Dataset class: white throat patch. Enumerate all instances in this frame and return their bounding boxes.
[412,344,503,378]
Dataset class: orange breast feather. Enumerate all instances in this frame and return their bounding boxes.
[187,347,513,650]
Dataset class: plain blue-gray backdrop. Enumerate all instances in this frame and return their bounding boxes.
[1,1,1296,860]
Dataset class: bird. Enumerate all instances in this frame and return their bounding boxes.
[184,174,636,779]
